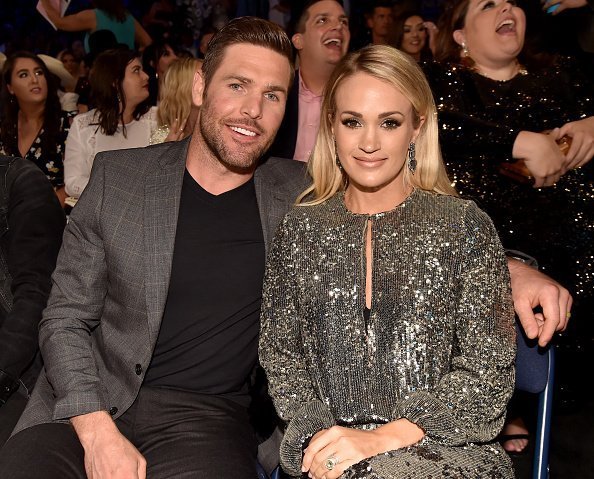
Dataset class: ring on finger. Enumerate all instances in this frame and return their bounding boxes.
[325,455,339,471]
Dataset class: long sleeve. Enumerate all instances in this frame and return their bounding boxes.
[0,161,65,384]
[260,215,335,476]
[64,113,95,198]
[391,204,516,445]
[39,153,110,420]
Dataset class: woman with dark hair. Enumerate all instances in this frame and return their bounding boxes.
[426,0,594,453]
[0,51,69,205]
[40,0,152,52]
[64,49,157,198]
[142,40,179,105]
[393,10,438,62]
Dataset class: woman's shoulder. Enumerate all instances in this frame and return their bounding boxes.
[283,195,342,226]
[414,190,488,221]
[71,109,100,130]
[140,106,159,126]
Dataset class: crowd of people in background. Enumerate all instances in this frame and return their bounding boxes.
[0,0,592,477]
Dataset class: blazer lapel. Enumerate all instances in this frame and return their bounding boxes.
[143,139,189,342]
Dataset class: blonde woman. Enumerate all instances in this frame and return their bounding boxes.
[260,45,516,479]
[150,57,202,144]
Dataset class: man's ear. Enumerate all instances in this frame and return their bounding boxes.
[292,33,304,51]
[192,68,204,107]
[453,29,465,48]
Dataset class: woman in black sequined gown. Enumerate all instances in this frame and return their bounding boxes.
[425,0,594,453]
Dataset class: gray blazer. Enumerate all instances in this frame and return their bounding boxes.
[15,138,308,434]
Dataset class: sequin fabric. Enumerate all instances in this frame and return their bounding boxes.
[260,189,516,478]
[423,57,594,304]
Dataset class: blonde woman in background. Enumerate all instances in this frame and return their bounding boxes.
[150,56,203,145]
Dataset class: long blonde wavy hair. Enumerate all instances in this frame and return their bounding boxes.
[298,44,456,205]
[157,57,202,128]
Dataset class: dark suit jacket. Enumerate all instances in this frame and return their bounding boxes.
[15,138,308,436]
[266,70,300,161]
[0,157,65,394]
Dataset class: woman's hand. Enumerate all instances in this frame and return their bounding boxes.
[164,118,188,142]
[512,130,566,187]
[301,420,424,479]
[423,21,439,56]
[557,116,594,169]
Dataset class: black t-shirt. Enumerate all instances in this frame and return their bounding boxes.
[144,170,265,406]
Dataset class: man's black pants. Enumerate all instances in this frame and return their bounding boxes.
[0,386,258,478]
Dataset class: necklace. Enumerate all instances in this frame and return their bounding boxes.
[471,59,528,81]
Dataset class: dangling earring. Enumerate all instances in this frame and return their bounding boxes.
[407,142,416,173]
[461,42,469,57]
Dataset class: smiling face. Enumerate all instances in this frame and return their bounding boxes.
[400,16,427,57]
[293,0,350,69]
[121,58,150,108]
[454,0,525,68]
[196,43,292,172]
[7,57,48,106]
[333,72,423,196]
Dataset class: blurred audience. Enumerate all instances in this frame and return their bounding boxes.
[394,10,438,62]
[150,56,202,144]
[428,0,594,452]
[0,51,69,206]
[64,49,157,198]
[365,0,395,45]
[142,39,179,105]
[267,0,350,162]
[39,0,152,53]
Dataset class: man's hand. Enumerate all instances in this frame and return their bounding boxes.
[508,258,572,347]
[301,420,424,479]
[71,411,146,479]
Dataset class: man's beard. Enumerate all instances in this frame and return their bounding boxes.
[199,96,275,173]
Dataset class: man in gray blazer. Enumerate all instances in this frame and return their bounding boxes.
[0,17,304,479]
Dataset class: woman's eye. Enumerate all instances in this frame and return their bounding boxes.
[482,0,496,9]
[341,118,361,128]
[382,119,401,129]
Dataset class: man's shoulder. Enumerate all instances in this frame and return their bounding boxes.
[0,156,50,191]
[255,156,309,190]
[94,137,188,175]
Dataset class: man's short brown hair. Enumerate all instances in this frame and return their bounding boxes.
[201,17,295,92]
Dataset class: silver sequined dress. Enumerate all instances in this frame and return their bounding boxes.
[260,189,516,478]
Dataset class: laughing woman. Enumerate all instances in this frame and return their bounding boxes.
[260,45,516,479]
